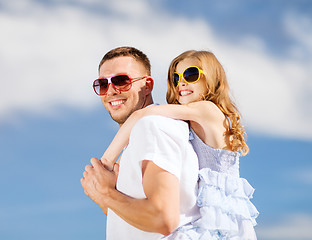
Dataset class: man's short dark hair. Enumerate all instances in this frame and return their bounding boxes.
[99,46,151,75]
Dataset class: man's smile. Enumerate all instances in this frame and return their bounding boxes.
[109,99,126,108]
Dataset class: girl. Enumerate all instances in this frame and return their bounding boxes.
[102,50,258,239]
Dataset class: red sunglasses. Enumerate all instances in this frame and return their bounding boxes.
[93,74,146,96]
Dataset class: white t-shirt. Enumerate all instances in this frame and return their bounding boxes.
[106,115,200,240]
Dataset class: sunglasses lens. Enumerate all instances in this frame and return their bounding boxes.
[173,73,180,87]
[93,75,133,95]
[93,79,108,95]
[184,67,200,83]
[112,75,132,91]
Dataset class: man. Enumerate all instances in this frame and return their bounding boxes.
[81,47,200,239]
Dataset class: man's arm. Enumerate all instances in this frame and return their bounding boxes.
[81,158,180,235]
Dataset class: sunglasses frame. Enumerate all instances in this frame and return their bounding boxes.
[173,66,204,88]
[93,74,146,96]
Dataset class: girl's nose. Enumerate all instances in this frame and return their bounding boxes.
[180,78,188,86]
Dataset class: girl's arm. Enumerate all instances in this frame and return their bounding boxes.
[101,101,215,167]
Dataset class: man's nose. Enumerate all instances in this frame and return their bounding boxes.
[106,83,119,96]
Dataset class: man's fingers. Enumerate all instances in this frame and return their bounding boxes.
[85,164,93,172]
[84,189,89,196]
[90,158,102,168]
[113,163,119,175]
[80,177,86,190]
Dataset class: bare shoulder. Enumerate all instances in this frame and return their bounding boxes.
[188,100,218,110]
[188,101,224,121]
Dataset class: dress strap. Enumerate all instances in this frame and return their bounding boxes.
[188,126,195,140]
[225,115,232,130]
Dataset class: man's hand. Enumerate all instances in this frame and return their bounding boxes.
[80,158,119,212]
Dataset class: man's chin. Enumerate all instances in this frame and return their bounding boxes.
[109,112,129,125]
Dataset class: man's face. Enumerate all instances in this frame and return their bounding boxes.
[99,56,150,125]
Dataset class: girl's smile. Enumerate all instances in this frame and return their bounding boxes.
[179,89,193,96]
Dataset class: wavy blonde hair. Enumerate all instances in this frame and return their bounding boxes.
[166,50,249,156]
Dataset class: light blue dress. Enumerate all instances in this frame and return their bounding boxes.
[164,127,259,240]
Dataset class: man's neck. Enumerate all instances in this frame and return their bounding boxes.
[118,98,154,127]
[142,96,154,108]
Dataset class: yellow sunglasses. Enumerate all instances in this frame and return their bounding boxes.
[173,66,204,87]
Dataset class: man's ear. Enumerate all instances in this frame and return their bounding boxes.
[145,76,154,95]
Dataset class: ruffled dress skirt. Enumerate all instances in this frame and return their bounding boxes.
[164,168,259,240]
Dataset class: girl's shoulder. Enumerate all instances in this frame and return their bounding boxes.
[190,101,224,119]
[189,100,219,111]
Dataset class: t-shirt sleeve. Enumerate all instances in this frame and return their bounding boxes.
[129,115,189,179]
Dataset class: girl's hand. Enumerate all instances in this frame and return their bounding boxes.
[100,157,115,171]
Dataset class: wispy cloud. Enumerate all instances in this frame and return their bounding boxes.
[257,214,312,239]
[0,0,311,140]
[291,168,312,185]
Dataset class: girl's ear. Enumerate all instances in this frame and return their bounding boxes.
[145,76,154,95]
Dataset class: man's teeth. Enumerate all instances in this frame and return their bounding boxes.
[111,100,125,106]
[180,91,192,96]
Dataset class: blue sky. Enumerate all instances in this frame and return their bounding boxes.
[0,0,312,239]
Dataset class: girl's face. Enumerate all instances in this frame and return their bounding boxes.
[175,58,208,105]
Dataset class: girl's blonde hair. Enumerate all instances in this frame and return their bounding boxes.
[166,50,249,156]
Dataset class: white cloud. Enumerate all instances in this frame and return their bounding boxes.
[291,168,312,185]
[0,0,311,140]
[0,0,104,120]
[257,214,312,239]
